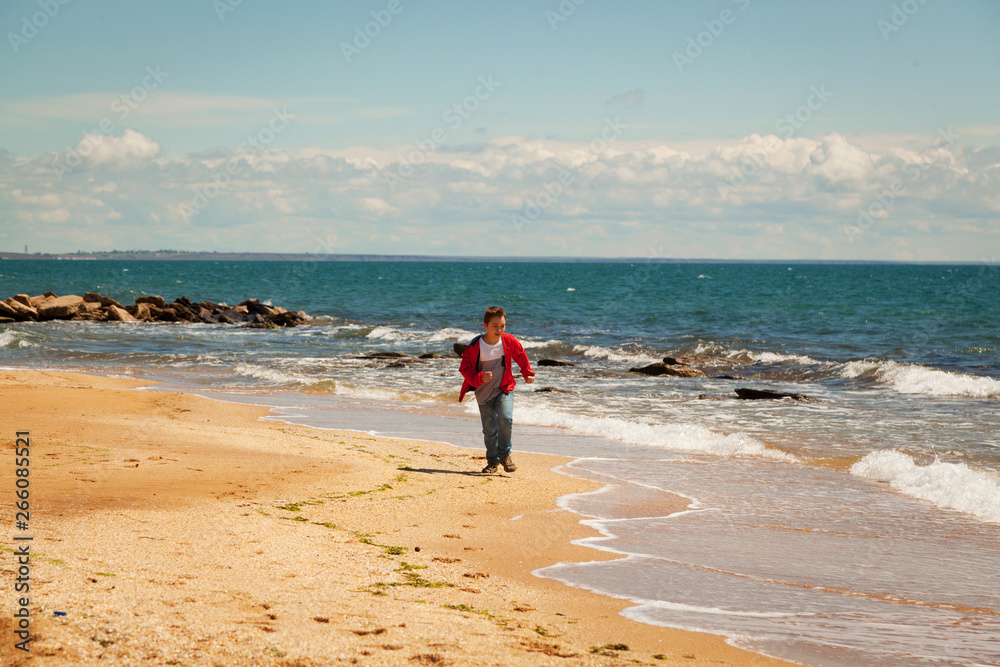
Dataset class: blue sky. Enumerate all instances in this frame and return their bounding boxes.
[1,0,998,259]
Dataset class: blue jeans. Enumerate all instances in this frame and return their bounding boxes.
[478,391,513,463]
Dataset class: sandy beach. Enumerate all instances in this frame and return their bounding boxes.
[1,370,798,666]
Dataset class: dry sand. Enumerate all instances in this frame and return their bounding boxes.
[0,370,797,666]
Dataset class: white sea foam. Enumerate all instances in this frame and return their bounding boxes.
[851,449,1000,524]
[427,327,477,342]
[327,384,413,401]
[520,337,566,350]
[234,363,314,385]
[693,342,827,366]
[572,344,660,364]
[841,359,1000,398]
[514,404,795,460]
[0,330,35,349]
[365,325,477,343]
[233,363,423,401]
[365,326,409,341]
[746,350,827,365]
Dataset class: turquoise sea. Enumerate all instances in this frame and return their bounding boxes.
[2,259,999,666]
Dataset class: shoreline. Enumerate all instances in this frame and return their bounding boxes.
[1,369,798,666]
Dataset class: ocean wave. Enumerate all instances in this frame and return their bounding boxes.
[693,342,828,366]
[306,380,413,401]
[571,344,661,365]
[0,330,36,349]
[841,359,1000,398]
[513,404,795,460]
[851,449,1000,524]
[365,326,409,341]
[747,350,828,365]
[428,327,477,342]
[234,363,314,386]
[364,325,477,344]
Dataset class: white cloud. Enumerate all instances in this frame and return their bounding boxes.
[77,129,161,165]
[1,130,997,259]
[806,134,874,184]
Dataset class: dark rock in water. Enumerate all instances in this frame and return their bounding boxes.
[630,362,705,378]
[243,312,280,329]
[218,308,248,323]
[37,295,85,320]
[419,353,440,359]
[735,388,808,401]
[149,305,178,322]
[4,290,310,328]
[84,292,127,310]
[0,301,23,320]
[136,295,166,309]
[662,356,688,366]
[698,394,723,400]
[534,386,572,393]
[537,359,576,367]
[78,301,104,317]
[72,310,107,321]
[106,305,136,322]
[362,351,409,359]
[714,374,738,380]
[239,298,276,318]
[126,302,151,321]
[385,361,407,368]
[271,311,302,327]
[454,343,469,355]
[30,294,53,309]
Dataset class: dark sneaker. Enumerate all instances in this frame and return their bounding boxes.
[500,456,517,472]
[481,462,499,474]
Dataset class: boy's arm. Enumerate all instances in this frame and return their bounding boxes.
[459,346,484,386]
[509,336,535,379]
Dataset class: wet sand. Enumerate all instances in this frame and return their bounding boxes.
[0,370,798,666]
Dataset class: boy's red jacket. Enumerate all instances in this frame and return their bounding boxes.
[458,333,534,402]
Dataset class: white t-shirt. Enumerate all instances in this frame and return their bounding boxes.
[479,337,504,361]
[475,337,505,404]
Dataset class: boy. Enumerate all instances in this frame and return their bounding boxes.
[458,306,534,474]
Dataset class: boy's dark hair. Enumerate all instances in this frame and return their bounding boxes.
[483,306,506,324]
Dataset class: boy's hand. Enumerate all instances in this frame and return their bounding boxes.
[524,374,534,384]
[481,371,493,382]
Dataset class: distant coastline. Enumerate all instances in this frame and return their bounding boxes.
[0,250,981,264]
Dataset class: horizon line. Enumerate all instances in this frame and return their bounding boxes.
[0,251,989,265]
